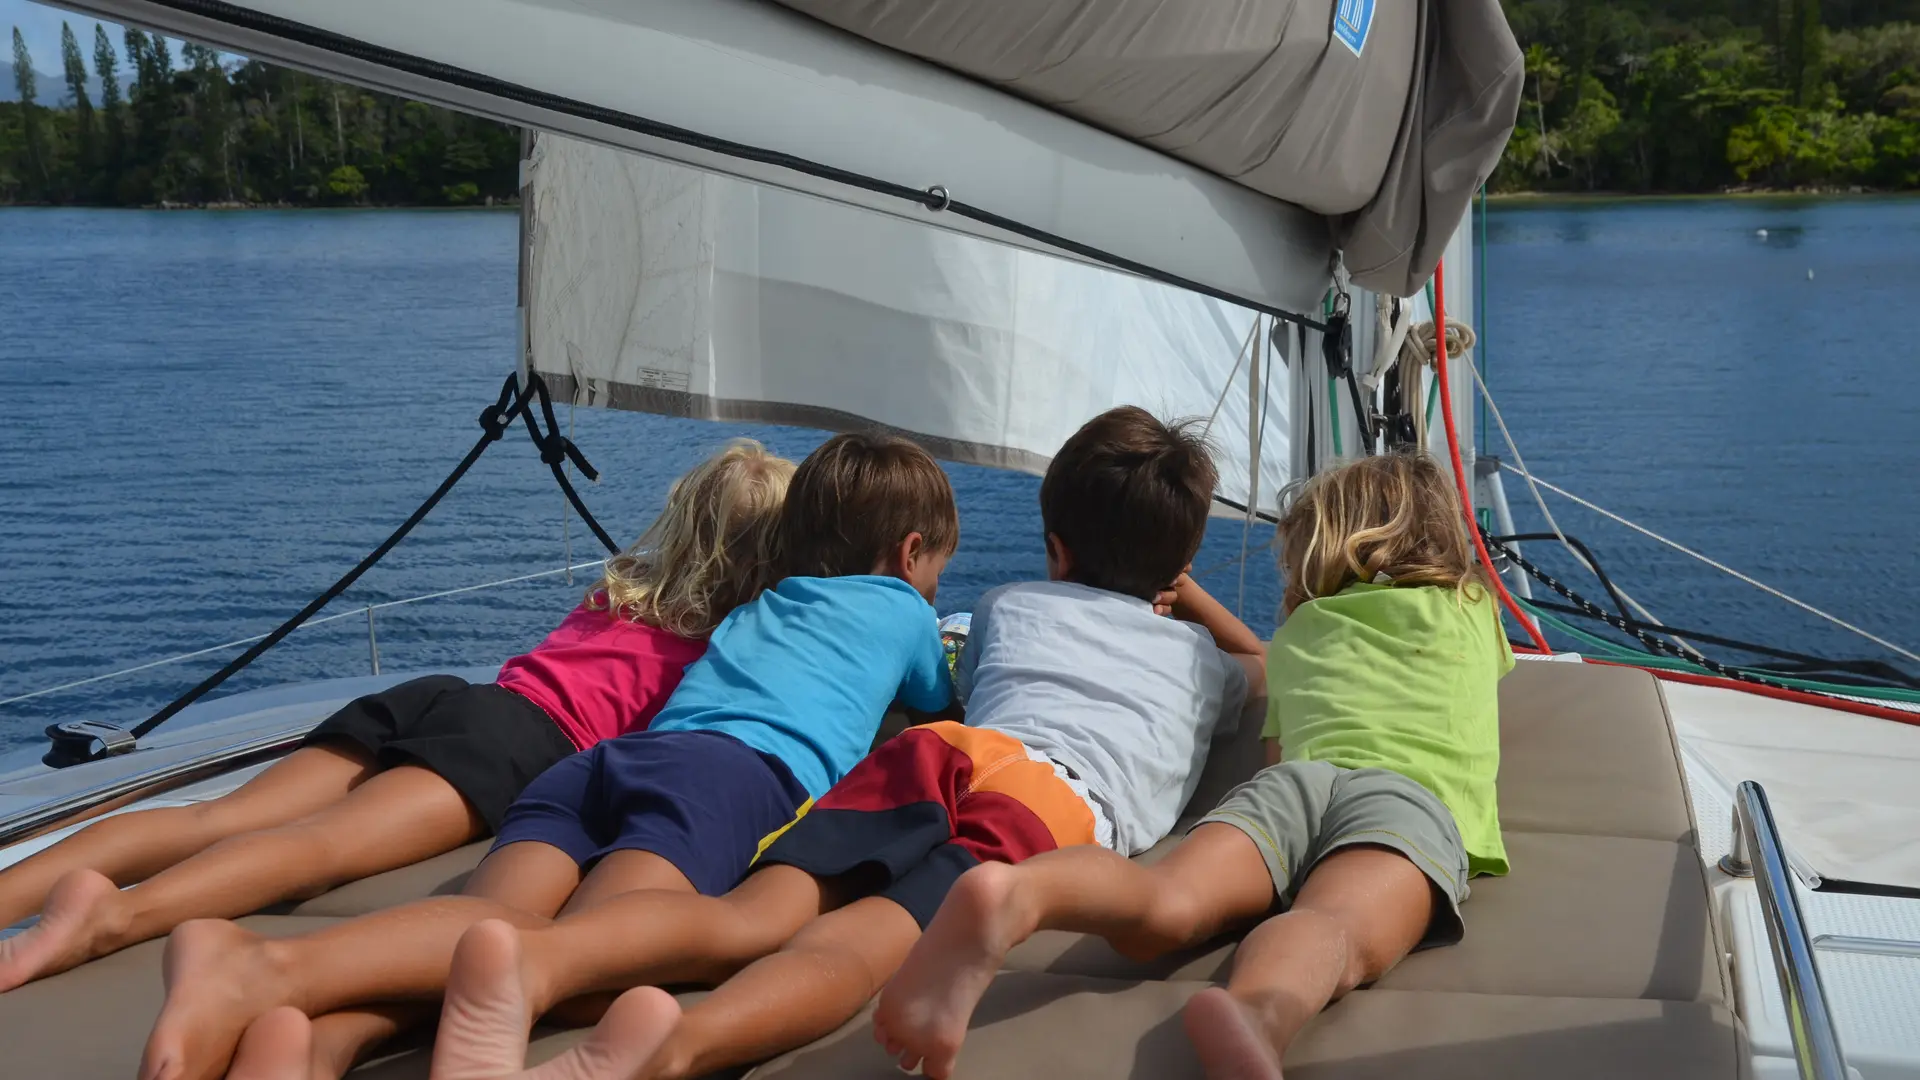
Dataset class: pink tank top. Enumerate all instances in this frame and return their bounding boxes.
[495,604,707,751]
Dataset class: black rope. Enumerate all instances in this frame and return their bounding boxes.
[125,0,1330,338]
[1524,599,1920,691]
[121,375,530,741]
[106,374,620,752]
[1487,532,1638,639]
[517,373,620,555]
[1481,528,1855,697]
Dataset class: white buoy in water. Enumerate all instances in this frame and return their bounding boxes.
[1757,228,1769,238]
[1808,269,1815,280]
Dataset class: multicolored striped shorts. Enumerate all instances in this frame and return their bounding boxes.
[754,721,1104,926]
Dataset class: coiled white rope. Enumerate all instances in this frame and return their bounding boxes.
[1397,317,1476,448]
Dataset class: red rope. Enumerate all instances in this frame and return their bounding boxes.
[1582,658,1920,727]
[1432,259,1551,653]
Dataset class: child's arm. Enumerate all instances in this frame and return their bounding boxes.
[1168,573,1267,661]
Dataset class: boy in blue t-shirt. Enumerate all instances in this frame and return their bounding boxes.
[136,433,959,1080]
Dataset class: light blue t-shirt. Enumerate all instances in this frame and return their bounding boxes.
[649,575,951,799]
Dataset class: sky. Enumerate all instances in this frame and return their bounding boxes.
[3,0,120,72]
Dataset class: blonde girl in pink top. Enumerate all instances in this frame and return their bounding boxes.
[0,439,794,992]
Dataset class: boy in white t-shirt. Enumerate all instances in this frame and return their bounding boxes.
[408,406,1266,1080]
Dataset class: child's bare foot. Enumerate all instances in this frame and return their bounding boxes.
[1182,987,1284,1080]
[430,921,537,1080]
[227,1007,314,1080]
[140,919,294,1080]
[525,987,683,1080]
[430,920,682,1080]
[0,868,126,991]
[873,861,1031,1080]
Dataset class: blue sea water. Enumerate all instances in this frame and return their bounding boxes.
[0,200,1915,753]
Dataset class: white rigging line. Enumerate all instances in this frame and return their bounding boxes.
[1494,461,1920,667]
[1465,352,1704,659]
[1201,315,1262,440]
[0,560,609,709]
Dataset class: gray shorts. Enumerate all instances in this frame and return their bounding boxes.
[1198,760,1471,948]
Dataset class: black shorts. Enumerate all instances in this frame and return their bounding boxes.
[302,674,577,833]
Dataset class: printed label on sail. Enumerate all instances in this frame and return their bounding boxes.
[1332,0,1374,57]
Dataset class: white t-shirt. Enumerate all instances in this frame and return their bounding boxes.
[955,581,1250,856]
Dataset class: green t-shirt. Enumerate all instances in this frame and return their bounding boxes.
[1264,581,1514,876]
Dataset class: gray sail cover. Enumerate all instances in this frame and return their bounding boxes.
[768,0,1522,296]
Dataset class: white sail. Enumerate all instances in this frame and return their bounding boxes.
[58,0,1334,314]
[525,134,1292,515]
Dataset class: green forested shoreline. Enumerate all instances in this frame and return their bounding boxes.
[4,3,1918,207]
[3,22,518,207]
[1496,1,1918,193]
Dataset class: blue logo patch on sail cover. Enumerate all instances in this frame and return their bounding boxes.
[1332,0,1374,57]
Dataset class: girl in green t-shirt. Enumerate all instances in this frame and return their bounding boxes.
[871,452,1512,1080]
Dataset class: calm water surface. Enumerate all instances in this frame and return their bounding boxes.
[0,200,1915,752]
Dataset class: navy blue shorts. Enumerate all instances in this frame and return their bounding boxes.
[492,729,808,897]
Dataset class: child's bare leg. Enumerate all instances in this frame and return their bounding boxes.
[225,1006,315,1080]
[0,763,481,990]
[429,920,682,1080]
[136,842,584,1080]
[290,849,706,1079]
[138,845,695,1080]
[434,895,923,1080]
[307,1006,430,1080]
[0,744,374,929]
[1182,845,1434,1080]
[511,864,832,1014]
[875,824,1274,1079]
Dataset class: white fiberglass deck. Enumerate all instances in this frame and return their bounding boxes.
[1670,683,1920,1080]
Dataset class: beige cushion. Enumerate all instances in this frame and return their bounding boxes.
[1496,661,1695,843]
[0,916,342,1080]
[1003,832,1726,1005]
[0,658,1733,1080]
[745,972,1744,1080]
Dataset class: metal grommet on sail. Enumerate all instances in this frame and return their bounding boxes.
[924,185,952,212]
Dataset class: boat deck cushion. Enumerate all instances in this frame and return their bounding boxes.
[0,660,1739,1078]
[744,973,1744,1080]
[1002,830,1726,1004]
[0,916,343,1080]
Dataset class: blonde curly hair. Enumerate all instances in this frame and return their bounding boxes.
[1277,452,1483,616]
[587,439,795,638]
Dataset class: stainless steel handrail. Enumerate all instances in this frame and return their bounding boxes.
[0,729,309,846]
[1718,780,1848,1080]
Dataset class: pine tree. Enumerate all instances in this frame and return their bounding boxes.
[61,22,96,185]
[94,25,124,200]
[11,27,49,199]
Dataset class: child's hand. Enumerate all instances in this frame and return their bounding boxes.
[1152,568,1194,616]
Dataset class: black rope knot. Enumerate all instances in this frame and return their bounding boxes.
[477,373,521,441]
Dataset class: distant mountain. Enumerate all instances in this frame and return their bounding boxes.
[1,60,127,104]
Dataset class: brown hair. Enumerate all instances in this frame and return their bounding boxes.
[775,432,959,579]
[1040,406,1218,601]
[1276,452,1482,615]
[587,439,794,638]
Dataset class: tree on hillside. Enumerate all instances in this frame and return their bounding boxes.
[11,27,49,199]
[180,42,234,201]
[61,23,96,189]
[93,25,124,201]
